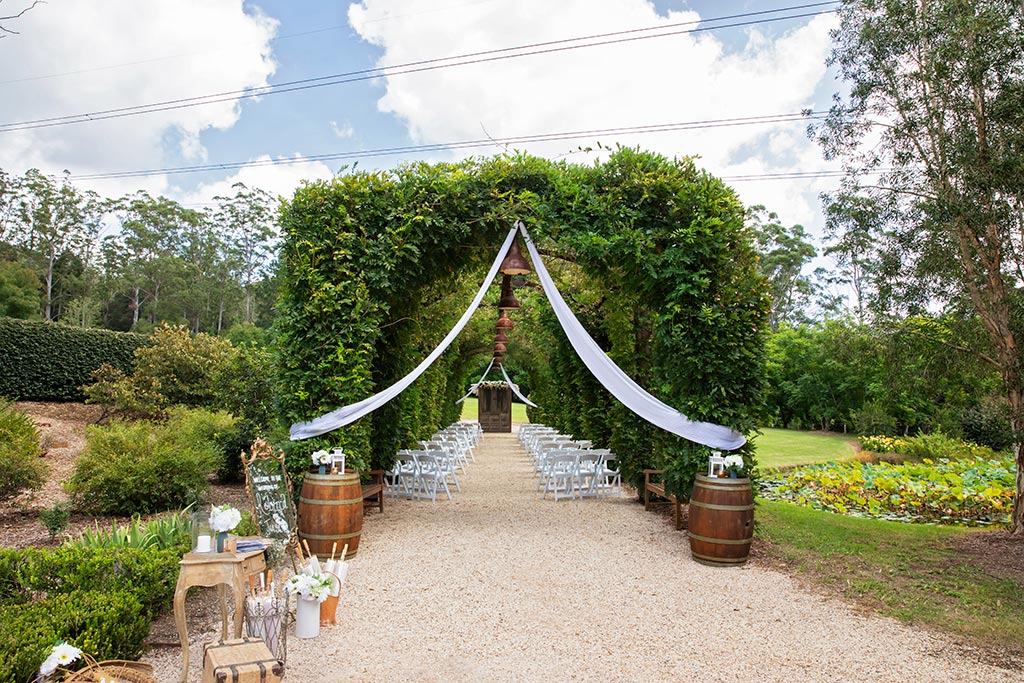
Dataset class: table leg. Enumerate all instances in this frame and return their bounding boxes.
[232,579,246,639]
[217,584,229,641]
[173,574,189,683]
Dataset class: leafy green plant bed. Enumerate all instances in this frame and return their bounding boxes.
[759,455,1016,524]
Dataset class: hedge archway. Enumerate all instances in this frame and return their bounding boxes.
[276,148,769,496]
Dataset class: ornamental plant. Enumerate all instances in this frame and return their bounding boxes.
[285,572,333,603]
[209,504,242,533]
[723,454,746,477]
[0,398,45,505]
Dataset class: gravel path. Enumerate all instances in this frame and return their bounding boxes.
[148,429,1017,682]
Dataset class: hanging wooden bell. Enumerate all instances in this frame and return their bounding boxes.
[493,342,507,354]
[494,329,509,343]
[499,237,532,275]
[497,275,521,310]
[496,311,514,330]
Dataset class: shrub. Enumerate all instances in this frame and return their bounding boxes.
[66,408,236,515]
[70,508,192,552]
[0,398,45,505]
[0,590,148,683]
[83,323,235,416]
[858,432,997,461]
[959,396,1015,451]
[38,503,71,540]
[212,344,278,482]
[0,318,148,401]
[852,400,897,436]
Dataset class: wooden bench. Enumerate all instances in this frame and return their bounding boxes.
[643,469,683,530]
[361,470,385,514]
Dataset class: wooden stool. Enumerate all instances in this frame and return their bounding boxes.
[202,637,283,683]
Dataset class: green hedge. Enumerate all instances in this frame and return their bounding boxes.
[0,545,182,682]
[0,318,149,401]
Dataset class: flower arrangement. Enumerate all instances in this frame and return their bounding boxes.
[37,641,82,680]
[285,572,333,603]
[723,454,746,478]
[311,449,331,466]
[209,503,241,533]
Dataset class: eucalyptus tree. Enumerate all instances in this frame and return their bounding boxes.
[747,205,820,330]
[214,183,278,325]
[815,0,1024,532]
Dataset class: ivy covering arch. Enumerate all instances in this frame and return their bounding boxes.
[275,148,769,497]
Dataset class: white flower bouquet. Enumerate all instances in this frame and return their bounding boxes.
[723,454,746,477]
[311,449,331,466]
[285,572,333,603]
[209,503,242,533]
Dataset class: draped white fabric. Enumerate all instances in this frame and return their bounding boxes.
[290,227,520,440]
[500,362,538,408]
[518,222,746,451]
[455,358,494,404]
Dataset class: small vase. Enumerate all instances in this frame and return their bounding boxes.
[729,471,738,479]
[295,597,320,639]
[318,464,326,475]
[216,531,227,553]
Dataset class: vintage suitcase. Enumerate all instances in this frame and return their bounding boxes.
[202,637,284,683]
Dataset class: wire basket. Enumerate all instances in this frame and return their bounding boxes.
[244,594,290,662]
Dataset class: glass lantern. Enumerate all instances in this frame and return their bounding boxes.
[191,508,213,553]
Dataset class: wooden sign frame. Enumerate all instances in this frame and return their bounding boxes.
[242,438,297,548]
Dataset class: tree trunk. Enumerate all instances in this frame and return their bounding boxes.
[130,287,140,326]
[1008,385,1024,535]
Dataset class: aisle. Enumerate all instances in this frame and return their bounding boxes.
[158,429,1016,682]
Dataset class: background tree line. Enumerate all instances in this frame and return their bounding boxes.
[0,168,279,336]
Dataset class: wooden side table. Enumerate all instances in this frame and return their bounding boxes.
[174,549,266,683]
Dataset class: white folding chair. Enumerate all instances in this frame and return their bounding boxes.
[541,453,579,501]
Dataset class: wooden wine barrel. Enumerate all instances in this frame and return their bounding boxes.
[687,473,754,566]
[298,471,363,559]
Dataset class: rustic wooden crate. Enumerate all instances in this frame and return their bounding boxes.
[202,637,284,683]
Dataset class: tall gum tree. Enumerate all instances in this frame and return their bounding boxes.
[815,0,1024,533]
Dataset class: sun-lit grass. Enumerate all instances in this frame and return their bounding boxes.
[753,428,858,470]
[757,499,1024,651]
[459,397,530,423]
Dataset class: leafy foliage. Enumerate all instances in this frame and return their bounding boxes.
[69,509,192,551]
[0,398,45,504]
[0,318,148,401]
[761,456,1016,524]
[66,407,236,515]
[277,150,768,498]
[858,432,998,461]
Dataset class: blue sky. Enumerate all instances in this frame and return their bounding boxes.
[0,0,844,241]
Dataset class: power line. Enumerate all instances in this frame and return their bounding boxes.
[0,2,839,133]
[69,111,829,181]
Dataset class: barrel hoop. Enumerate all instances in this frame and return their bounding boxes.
[689,500,755,512]
[696,482,753,492]
[302,478,360,487]
[299,530,361,541]
[691,550,749,564]
[688,532,753,546]
[299,496,364,505]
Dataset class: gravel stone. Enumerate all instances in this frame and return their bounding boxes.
[144,429,1019,682]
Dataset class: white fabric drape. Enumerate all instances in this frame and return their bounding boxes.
[290,227,520,440]
[518,222,745,451]
[456,358,494,404]
[500,362,538,408]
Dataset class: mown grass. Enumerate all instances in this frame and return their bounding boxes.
[757,498,1024,652]
[753,428,858,470]
[459,397,530,424]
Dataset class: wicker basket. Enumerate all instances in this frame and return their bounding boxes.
[62,660,157,683]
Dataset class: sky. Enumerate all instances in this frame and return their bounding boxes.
[0,0,844,245]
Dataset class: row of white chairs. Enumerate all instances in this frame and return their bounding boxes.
[519,424,622,501]
[386,421,482,501]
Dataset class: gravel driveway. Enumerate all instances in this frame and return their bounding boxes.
[147,429,1017,682]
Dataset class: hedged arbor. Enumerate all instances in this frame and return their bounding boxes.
[276,149,769,495]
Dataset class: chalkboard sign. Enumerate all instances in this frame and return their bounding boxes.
[243,439,296,542]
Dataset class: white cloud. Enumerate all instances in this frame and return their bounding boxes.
[0,0,279,197]
[347,0,840,232]
[330,120,355,139]
[177,155,336,207]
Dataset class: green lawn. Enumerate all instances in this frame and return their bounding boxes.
[459,397,530,423]
[753,428,858,470]
[757,498,1024,652]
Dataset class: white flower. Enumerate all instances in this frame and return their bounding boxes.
[209,503,242,533]
[39,641,82,676]
[311,449,331,465]
[285,572,333,603]
[723,454,745,469]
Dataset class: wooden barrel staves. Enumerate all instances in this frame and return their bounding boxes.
[687,473,754,566]
[298,471,363,559]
